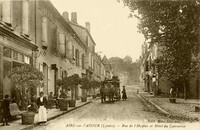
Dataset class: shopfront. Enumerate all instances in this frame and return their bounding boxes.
[0,31,37,100]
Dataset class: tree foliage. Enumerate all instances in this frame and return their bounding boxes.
[109,56,141,84]
[80,77,90,90]
[7,64,44,110]
[122,0,200,84]
[62,74,81,90]
[89,80,101,89]
[8,64,44,89]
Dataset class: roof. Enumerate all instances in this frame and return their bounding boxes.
[69,22,96,45]
[42,0,87,51]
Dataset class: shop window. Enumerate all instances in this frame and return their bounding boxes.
[3,47,11,58]
[19,53,24,62]
[13,51,18,60]
[3,60,11,78]
[24,56,30,64]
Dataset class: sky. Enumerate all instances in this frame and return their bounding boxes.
[50,0,145,61]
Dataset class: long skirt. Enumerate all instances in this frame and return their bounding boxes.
[38,106,47,122]
[122,92,127,100]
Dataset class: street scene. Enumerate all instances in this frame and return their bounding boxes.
[0,0,200,130]
[30,85,181,130]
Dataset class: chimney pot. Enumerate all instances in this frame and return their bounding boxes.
[85,22,90,33]
[62,11,69,22]
[71,12,77,24]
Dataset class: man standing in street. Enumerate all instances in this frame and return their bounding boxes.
[1,95,11,126]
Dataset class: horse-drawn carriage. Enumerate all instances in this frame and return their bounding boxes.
[100,76,121,103]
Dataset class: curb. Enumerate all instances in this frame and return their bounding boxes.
[21,100,93,130]
[134,90,199,122]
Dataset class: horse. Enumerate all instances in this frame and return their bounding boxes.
[100,84,115,103]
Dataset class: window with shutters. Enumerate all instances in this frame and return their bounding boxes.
[72,45,75,59]
[2,0,12,26]
[59,33,65,56]
[42,17,47,47]
[75,49,79,66]
[86,36,89,46]
[52,27,58,54]
[82,54,84,69]
[22,0,29,35]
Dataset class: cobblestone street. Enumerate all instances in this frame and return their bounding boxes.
[30,86,181,130]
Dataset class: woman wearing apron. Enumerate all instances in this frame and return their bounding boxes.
[37,92,47,124]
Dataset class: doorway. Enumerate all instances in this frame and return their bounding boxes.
[43,63,48,95]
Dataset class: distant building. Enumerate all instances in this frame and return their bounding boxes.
[102,56,113,80]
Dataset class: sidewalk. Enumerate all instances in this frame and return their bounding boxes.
[0,97,96,130]
[133,86,200,122]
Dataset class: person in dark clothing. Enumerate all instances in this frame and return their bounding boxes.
[100,86,105,103]
[122,86,127,100]
[1,95,11,126]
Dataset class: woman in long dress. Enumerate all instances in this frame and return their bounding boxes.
[122,86,127,100]
[37,92,47,124]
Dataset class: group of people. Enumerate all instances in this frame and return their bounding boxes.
[1,92,51,126]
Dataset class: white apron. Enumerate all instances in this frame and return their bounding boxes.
[38,106,47,122]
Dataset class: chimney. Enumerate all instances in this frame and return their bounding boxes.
[85,22,90,33]
[71,12,77,23]
[62,11,69,22]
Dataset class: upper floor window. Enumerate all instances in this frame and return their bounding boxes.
[86,36,89,46]
[82,54,85,69]
[22,0,29,35]
[75,49,79,66]
[59,33,65,56]
[42,17,48,47]
[72,45,75,59]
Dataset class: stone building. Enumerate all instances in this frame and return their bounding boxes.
[93,53,102,82]
[141,40,200,99]
[0,0,38,99]
[67,16,95,81]
[102,55,113,79]
[0,0,87,99]
[35,1,87,98]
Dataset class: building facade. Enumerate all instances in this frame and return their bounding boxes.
[0,0,113,100]
[35,1,87,98]
[0,0,87,99]
[102,56,113,80]
[0,0,38,99]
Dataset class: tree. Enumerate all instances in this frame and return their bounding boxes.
[122,0,200,99]
[80,77,90,97]
[109,56,141,84]
[7,64,44,110]
[124,55,132,64]
[62,74,81,100]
